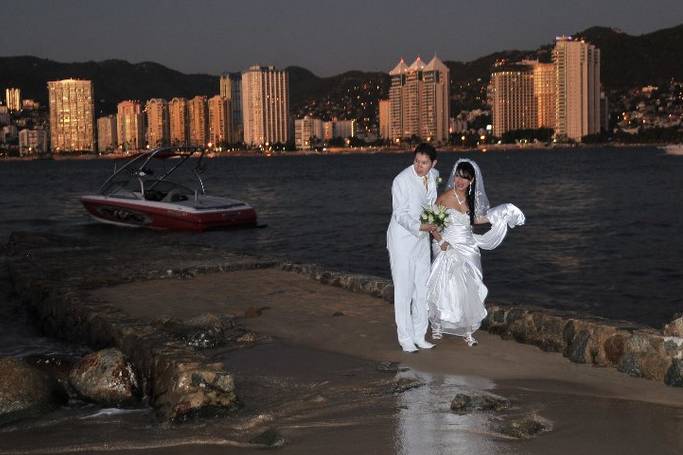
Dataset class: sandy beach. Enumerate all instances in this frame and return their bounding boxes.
[1,233,682,454]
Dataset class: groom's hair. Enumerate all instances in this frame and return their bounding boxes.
[414,143,437,162]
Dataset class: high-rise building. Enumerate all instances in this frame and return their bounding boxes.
[600,90,609,133]
[0,105,9,126]
[21,99,40,110]
[208,95,232,147]
[116,100,145,151]
[188,96,208,147]
[333,119,356,139]
[388,56,450,143]
[5,88,21,111]
[490,63,536,137]
[97,115,117,153]
[322,121,334,141]
[220,73,243,142]
[378,99,391,140]
[294,116,324,150]
[145,98,170,148]
[553,37,601,141]
[18,128,48,155]
[47,79,95,152]
[241,65,290,146]
[169,97,189,146]
[532,62,556,129]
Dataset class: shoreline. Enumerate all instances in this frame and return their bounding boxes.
[1,231,682,453]
[0,142,674,162]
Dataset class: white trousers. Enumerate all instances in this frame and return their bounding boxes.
[389,247,430,346]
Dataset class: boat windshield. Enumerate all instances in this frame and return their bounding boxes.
[105,179,194,202]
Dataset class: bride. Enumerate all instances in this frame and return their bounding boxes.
[429,159,525,347]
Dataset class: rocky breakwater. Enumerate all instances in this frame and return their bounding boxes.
[4,232,277,421]
[280,262,683,388]
[483,305,683,387]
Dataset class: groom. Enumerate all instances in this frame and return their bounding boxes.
[387,143,438,352]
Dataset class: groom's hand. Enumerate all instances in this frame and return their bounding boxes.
[420,223,437,233]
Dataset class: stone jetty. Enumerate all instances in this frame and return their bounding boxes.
[3,230,682,425]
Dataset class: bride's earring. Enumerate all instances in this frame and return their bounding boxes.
[468,183,472,195]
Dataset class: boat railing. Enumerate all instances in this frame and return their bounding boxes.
[98,147,206,197]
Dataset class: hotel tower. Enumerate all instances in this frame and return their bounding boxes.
[47,79,95,152]
[490,63,536,136]
[553,37,601,141]
[241,65,290,146]
[388,56,450,143]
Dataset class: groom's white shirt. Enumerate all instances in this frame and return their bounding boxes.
[387,165,438,254]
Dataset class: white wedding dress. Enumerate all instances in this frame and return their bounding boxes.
[426,203,525,338]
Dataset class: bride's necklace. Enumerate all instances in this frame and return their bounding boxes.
[453,189,465,206]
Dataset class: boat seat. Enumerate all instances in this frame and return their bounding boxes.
[144,189,165,201]
[161,189,189,203]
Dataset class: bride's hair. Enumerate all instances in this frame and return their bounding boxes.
[456,162,476,225]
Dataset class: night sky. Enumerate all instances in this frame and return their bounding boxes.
[2,0,682,76]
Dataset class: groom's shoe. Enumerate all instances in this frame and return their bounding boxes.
[400,342,419,353]
[415,339,435,349]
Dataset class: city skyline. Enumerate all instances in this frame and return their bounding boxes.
[2,0,682,77]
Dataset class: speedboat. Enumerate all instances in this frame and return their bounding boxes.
[81,147,257,231]
[662,144,683,155]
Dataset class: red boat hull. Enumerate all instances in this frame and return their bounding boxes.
[81,196,257,231]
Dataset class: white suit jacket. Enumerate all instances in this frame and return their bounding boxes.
[387,165,438,256]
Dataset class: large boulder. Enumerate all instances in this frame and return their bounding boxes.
[0,357,67,425]
[617,333,672,381]
[663,315,683,338]
[154,360,238,422]
[68,348,140,406]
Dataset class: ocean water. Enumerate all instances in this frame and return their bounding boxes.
[0,146,681,329]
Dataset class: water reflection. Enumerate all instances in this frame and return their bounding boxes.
[393,369,507,455]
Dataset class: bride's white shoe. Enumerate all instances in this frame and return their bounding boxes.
[431,325,443,340]
[464,334,478,347]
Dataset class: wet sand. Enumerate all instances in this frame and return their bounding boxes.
[2,268,682,454]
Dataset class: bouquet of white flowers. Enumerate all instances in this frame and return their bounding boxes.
[420,204,450,231]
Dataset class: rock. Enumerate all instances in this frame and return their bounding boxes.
[0,357,67,425]
[565,329,592,363]
[23,354,79,393]
[450,391,511,414]
[617,333,671,381]
[530,313,567,352]
[155,360,238,422]
[332,311,344,317]
[158,317,225,350]
[497,413,552,439]
[381,284,394,303]
[389,377,423,394]
[664,359,683,387]
[68,348,140,406]
[249,428,285,448]
[376,361,400,373]
[663,315,683,338]
[236,332,257,344]
[603,334,628,365]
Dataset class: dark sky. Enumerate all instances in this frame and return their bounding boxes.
[2,0,682,76]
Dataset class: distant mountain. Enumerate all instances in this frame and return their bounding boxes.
[0,56,218,115]
[1,23,681,117]
[576,24,683,87]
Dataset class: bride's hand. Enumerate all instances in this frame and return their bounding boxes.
[440,241,450,251]
[432,231,443,241]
